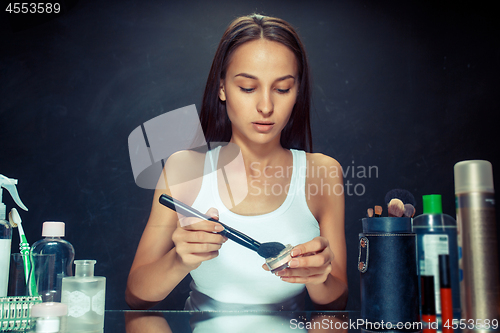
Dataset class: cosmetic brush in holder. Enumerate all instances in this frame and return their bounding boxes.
[358,217,420,330]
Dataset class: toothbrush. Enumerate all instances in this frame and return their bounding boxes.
[9,208,31,284]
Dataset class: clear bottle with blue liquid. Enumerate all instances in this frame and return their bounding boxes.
[30,221,75,302]
[413,194,460,318]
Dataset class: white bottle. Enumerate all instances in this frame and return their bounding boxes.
[0,174,28,297]
[61,260,106,332]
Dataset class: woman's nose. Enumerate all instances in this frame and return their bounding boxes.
[257,91,273,115]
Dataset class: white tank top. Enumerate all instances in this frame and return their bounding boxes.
[188,146,320,307]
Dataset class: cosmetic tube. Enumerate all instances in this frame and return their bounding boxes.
[439,255,453,333]
[421,275,437,333]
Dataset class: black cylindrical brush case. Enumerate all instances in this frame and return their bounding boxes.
[358,217,420,330]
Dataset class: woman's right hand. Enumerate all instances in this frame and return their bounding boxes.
[172,208,227,271]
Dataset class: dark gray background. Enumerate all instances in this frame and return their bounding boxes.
[1,0,499,311]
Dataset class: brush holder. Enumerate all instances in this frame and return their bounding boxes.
[358,217,420,330]
[361,217,412,233]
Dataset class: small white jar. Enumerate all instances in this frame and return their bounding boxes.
[31,302,68,333]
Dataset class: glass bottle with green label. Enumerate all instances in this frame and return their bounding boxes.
[413,194,460,318]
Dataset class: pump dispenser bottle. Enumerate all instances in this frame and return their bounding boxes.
[0,213,12,298]
[0,174,28,297]
[413,194,460,318]
[30,222,75,302]
[61,260,106,332]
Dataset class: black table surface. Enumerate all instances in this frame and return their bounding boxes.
[107,310,468,332]
[109,310,360,333]
[11,310,465,332]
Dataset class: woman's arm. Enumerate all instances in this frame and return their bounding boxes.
[125,186,183,309]
[270,153,348,309]
[125,151,226,309]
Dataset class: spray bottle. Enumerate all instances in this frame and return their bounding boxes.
[454,160,500,324]
[0,174,28,297]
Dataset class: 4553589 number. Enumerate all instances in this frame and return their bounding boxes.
[5,2,61,14]
[444,319,499,330]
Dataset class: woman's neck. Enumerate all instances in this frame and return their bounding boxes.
[226,136,291,176]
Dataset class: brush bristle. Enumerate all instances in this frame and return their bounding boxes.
[384,189,416,207]
[257,242,286,259]
[388,198,405,217]
[404,203,415,218]
[374,205,383,216]
[8,211,18,228]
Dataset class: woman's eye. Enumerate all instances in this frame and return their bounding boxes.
[240,87,255,93]
[276,88,290,94]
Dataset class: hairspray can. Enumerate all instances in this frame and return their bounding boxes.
[454,160,500,330]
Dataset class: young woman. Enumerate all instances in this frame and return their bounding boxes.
[126,14,348,311]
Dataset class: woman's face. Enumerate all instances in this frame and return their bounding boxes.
[220,39,298,147]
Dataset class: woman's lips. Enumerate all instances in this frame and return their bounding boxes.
[252,122,275,132]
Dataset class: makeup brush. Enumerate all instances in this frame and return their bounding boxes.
[384,189,417,207]
[404,203,415,218]
[374,206,383,217]
[385,189,417,218]
[367,208,374,218]
[388,198,405,217]
[159,194,285,259]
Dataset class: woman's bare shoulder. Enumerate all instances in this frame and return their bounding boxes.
[304,153,344,220]
[165,149,206,178]
[305,152,342,175]
[164,149,207,205]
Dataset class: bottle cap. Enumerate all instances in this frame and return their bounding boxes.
[42,222,65,237]
[420,275,436,315]
[75,259,96,277]
[31,302,68,317]
[422,195,443,214]
[0,175,29,221]
[454,160,495,194]
[439,254,451,288]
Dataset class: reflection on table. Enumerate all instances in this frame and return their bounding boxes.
[9,310,437,332]
[123,311,352,333]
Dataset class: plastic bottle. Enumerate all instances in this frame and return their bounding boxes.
[30,222,75,302]
[61,260,106,332]
[0,215,11,298]
[413,194,460,318]
[31,302,68,333]
[0,174,28,297]
[454,160,500,323]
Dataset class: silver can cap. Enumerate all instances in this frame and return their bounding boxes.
[454,160,494,194]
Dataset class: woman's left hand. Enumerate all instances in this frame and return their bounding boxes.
[262,236,333,285]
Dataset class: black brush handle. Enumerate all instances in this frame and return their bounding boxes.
[159,194,261,252]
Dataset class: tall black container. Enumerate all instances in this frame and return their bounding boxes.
[358,217,420,331]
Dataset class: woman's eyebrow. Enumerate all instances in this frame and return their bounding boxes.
[234,73,257,79]
[234,73,296,82]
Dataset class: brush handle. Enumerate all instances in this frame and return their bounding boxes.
[19,243,30,283]
[159,194,261,252]
[17,224,32,284]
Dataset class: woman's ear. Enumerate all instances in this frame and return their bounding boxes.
[219,80,226,101]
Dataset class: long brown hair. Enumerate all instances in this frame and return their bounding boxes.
[199,14,313,152]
